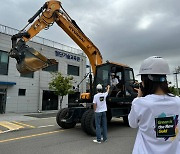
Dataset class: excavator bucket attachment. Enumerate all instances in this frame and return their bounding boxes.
[16,48,57,74]
[9,40,57,74]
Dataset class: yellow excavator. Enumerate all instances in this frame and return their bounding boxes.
[9,0,137,135]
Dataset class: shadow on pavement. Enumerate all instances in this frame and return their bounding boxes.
[24,112,57,118]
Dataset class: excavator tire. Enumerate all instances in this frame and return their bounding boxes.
[123,116,130,127]
[56,108,67,126]
[84,109,96,136]
[81,109,91,133]
[56,108,76,129]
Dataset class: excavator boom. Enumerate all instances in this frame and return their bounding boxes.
[9,0,102,74]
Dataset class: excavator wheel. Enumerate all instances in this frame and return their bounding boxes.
[81,109,91,133]
[84,109,96,136]
[56,108,76,129]
[56,108,67,126]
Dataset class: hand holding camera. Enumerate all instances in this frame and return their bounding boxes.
[134,82,143,97]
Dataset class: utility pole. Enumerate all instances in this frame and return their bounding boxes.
[173,66,180,96]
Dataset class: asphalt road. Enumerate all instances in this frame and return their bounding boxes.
[0,117,137,154]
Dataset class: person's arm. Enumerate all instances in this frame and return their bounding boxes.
[93,103,97,112]
[128,98,140,128]
[115,78,119,84]
[93,95,97,112]
[106,85,110,93]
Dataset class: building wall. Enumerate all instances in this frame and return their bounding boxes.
[0,31,86,113]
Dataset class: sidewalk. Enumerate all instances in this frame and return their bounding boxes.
[0,111,57,122]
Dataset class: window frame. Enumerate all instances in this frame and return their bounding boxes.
[0,50,9,75]
[67,64,80,76]
[42,63,58,72]
[18,89,26,96]
[20,72,34,78]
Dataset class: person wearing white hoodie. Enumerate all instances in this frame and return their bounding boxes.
[128,56,180,154]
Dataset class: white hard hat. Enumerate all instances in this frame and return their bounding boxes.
[111,73,115,76]
[138,56,170,75]
[96,84,102,89]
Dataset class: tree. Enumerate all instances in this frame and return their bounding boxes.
[169,86,180,96]
[49,72,74,109]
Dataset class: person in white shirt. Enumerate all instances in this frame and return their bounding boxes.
[93,84,110,143]
[110,73,119,86]
[128,56,180,154]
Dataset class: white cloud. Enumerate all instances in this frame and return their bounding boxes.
[137,13,165,30]
[137,16,152,29]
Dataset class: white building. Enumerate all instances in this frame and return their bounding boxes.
[0,24,86,113]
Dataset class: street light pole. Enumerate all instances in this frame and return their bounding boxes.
[174,72,179,96]
[174,66,180,96]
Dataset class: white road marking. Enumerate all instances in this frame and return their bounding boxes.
[37,125,55,128]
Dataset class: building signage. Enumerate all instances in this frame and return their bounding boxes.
[55,50,80,62]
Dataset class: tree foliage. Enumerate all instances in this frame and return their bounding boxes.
[169,86,180,96]
[49,72,74,109]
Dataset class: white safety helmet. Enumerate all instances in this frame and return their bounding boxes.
[138,56,170,75]
[96,84,102,89]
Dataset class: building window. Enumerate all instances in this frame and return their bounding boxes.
[18,89,26,96]
[20,72,34,78]
[42,63,58,72]
[0,51,9,75]
[67,65,79,76]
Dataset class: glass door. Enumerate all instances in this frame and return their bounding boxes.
[42,90,58,110]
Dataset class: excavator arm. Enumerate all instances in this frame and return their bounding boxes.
[9,0,102,74]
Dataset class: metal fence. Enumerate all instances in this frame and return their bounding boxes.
[0,24,83,55]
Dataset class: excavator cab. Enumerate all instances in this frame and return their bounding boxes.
[93,62,137,99]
